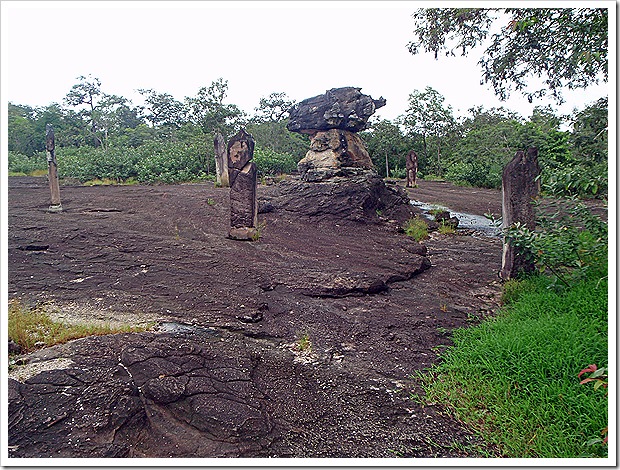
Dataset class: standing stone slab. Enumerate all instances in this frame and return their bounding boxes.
[46,124,62,212]
[406,150,418,188]
[228,129,258,240]
[500,147,540,280]
[214,132,230,188]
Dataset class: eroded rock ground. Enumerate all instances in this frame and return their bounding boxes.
[7,176,505,458]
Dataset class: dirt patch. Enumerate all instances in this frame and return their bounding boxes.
[7,175,506,458]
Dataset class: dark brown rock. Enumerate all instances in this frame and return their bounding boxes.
[287,87,386,134]
[227,129,255,181]
[500,147,540,280]
[261,172,418,225]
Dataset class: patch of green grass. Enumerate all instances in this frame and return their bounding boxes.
[8,300,152,354]
[438,221,456,235]
[418,274,608,458]
[297,333,311,351]
[206,198,216,206]
[403,218,428,241]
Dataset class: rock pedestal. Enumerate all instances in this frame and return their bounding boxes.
[228,129,258,240]
[288,87,385,181]
[297,129,374,181]
[500,147,540,280]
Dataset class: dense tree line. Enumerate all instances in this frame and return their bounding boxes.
[8,77,607,197]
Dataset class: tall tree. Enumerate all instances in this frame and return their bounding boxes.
[138,89,187,130]
[401,87,455,175]
[408,8,608,103]
[361,119,415,178]
[185,78,244,136]
[8,103,39,156]
[569,97,608,165]
[252,92,295,123]
[64,75,103,146]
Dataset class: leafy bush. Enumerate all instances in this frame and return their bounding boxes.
[8,151,47,175]
[542,163,608,199]
[134,141,210,184]
[253,147,298,176]
[54,141,212,184]
[444,160,503,189]
[504,201,607,286]
[390,165,407,179]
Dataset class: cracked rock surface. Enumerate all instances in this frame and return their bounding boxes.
[8,176,505,458]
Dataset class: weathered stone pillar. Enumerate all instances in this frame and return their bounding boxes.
[406,149,418,187]
[46,124,62,213]
[500,147,540,280]
[228,129,258,240]
[214,132,230,188]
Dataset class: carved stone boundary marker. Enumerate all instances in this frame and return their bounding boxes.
[500,147,540,280]
[406,150,418,187]
[214,132,230,188]
[46,124,62,213]
[228,129,258,240]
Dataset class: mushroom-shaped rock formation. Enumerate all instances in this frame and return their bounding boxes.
[287,87,386,181]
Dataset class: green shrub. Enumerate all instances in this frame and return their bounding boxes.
[444,160,503,189]
[504,201,608,286]
[8,151,47,175]
[54,141,212,184]
[253,147,298,176]
[542,164,607,199]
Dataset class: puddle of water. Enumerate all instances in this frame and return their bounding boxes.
[410,200,501,237]
[157,321,221,337]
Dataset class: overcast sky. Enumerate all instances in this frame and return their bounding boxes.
[1,1,610,124]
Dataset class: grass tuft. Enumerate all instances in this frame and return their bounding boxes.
[403,217,428,241]
[8,299,152,354]
[438,221,456,235]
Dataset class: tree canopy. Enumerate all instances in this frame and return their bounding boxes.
[408,8,608,103]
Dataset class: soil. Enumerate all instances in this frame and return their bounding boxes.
[7,176,507,459]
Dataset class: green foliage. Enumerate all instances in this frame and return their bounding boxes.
[246,119,308,162]
[504,201,608,286]
[444,160,503,189]
[438,221,456,235]
[361,119,416,177]
[542,164,608,199]
[418,273,608,457]
[401,87,456,176]
[408,8,608,103]
[8,151,47,175]
[253,147,298,176]
[55,141,212,184]
[403,218,428,241]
